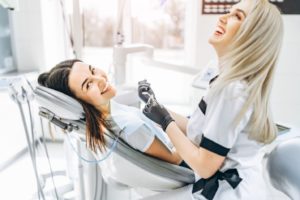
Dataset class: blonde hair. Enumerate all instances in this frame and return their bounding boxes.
[209,0,284,144]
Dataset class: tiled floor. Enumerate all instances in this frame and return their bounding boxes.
[0,142,69,200]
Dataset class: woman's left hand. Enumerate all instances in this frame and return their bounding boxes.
[138,80,156,104]
[143,97,174,131]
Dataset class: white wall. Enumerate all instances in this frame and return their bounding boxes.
[271,16,300,127]
[9,0,69,72]
[184,0,218,68]
[40,0,69,70]
[192,1,300,127]
[9,0,46,72]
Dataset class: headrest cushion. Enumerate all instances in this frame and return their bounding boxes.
[34,85,85,120]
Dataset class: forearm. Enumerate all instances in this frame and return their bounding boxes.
[165,122,222,178]
[141,92,223,177]
[168,109,188,134]
[145,137,182,165]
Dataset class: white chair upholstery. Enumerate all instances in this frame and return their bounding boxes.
[267,137,300,200]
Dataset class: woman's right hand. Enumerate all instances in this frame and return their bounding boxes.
[143,96,174,131]
[138,79,156,103]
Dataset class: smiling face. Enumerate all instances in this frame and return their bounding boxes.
[209,0,251,57]
[68,62,116,111]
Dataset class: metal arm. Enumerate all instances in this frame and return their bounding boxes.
[113,44,154,85]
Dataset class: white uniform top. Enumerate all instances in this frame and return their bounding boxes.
[108,100,171,152]
[187,80,269,200]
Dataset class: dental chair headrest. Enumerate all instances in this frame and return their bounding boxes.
[34,85,85,120]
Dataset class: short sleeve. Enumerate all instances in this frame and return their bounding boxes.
[201,82,249,156]
[123,124,155,152]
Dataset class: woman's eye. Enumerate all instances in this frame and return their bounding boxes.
[91,68,96,75]
[87,82,92,90]
[235,14,241,20]
[229,13,241,20]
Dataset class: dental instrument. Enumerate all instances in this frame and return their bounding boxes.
[8,77,74,200]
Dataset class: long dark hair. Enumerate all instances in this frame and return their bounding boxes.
[38,59,111,152]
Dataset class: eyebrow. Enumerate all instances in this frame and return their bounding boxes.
[81,65,92,91]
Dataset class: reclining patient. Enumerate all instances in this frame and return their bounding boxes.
[38,59,182,165]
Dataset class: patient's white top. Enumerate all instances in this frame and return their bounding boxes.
[107,100,170,152]
[187,81,269,200]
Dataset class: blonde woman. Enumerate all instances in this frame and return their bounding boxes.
[140,0,283,199]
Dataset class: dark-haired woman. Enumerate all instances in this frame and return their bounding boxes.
[38,59,181,164]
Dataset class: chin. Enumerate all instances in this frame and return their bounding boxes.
[109,88,117,98]
[209,37,225,55]
[208,37,218,50]
[209,34,221,45]
[208,36,214,44]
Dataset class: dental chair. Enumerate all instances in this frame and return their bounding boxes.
[34,85,196,200]
[34,84,300,200]
[266,137,300,200]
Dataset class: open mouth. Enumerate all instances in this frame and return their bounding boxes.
[214,26,226,37]
[101,82,109,95]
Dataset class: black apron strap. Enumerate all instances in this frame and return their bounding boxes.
[197,75,219,115]
[198,98,207,115]
[192,168,242,200]
[209,75,219,85]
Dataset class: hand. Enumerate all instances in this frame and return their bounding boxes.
[143,96,174,131]
[138,80,156,104]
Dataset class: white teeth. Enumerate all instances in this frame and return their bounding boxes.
[216,26,224,34]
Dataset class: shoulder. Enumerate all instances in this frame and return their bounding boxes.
[208,80,248,103]
[110,100,145,131]
[204,80,249,116]
[223,80,248,99]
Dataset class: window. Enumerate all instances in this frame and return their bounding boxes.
[80,0,186,50]
[0,7,15,74]
[81,0,118,47]
[76,0,188,73]
[72,0,192,106]
[131,0,186,49]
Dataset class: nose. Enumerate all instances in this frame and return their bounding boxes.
[93,76,106,87]
[219,13,228,25]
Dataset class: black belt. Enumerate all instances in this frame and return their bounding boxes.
[192,168,242,200]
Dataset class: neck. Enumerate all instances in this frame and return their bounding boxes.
[216,50,225,58]
[218,57,225,69]
[213,44,228,59]
[96,101,111,117]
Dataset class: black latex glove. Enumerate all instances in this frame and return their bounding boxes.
[138,79,156,104]
[143,96,174,131]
